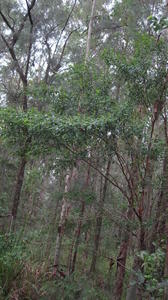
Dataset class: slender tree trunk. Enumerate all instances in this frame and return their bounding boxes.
[8,16,33,228]
[125,148,143,300]
[89,159,111,273]
[71,200,85,273]
[125,218,146,300]
[127,103,165,299]
[113,208,133,300]
[45,197,61,259]
[83,227,90,263]
[156,151,168,239]
[164,223,168,300]
[67,234,76,274]
[152,148,168,299]
[11,156,27,230]
[54,170,72,271]
[67,200,85,274]
[10,88,28,230]
[107,257,114,288]
[114,242,128,300]
[85,0,96,62]
[126,255,140,300]
[127,222,147,300]
[68,165,90,274]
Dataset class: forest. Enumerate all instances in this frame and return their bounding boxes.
[0,0,168,299]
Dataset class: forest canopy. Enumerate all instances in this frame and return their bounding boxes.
[0,0,168,299]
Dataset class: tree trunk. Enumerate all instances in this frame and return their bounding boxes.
[125,148,144,300]
[71,200,85,273]
[45,197,60,259]
[113,208,133,300]
[68,165,90,274]
[126,255,140,300]
[127,105,164,299]
[157,151,168,238]
[164,223,168,300]
[11,156,27,230]
[85,0,96,62]
[154,149,168,299]
[83,228,90,263]
[125,218,146,300]
[54,170,72,271]
[10,87,28,230]
[114,241,128,300]
[89,159,111,273]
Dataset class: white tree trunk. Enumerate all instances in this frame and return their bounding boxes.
[54,170,72,269]
[85,0,96,62]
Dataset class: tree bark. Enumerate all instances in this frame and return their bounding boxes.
[54,170,72,271]
[45,193,61,259]
[126,255,140,300]
[85,0,96,62]
[1,4,36,227]
[11,156,27,230]
[70,200,85,273]
[153,148,168,299]
[164,223,168,300]
[113,208,133,300]
[89,159,111,273]
[68,165,90,274]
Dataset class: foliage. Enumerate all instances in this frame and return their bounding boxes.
[148,15,168,33]
[136,248,166,299]
[0,233,26,297]
[41,273,109,300]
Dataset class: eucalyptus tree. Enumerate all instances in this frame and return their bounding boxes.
[0,0,79,228]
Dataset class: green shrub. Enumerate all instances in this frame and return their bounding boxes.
[0,233,25,298]
[136,248,168,299]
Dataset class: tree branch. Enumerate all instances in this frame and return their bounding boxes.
[57,29,77,68]
[11,0,36,47]
[54,0,77,55]
[0,33,27,85]
[0,10,14,31]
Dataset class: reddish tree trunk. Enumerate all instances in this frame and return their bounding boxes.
[155,150,168,299]
[114,208,133,300]
[114,241,128,300]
